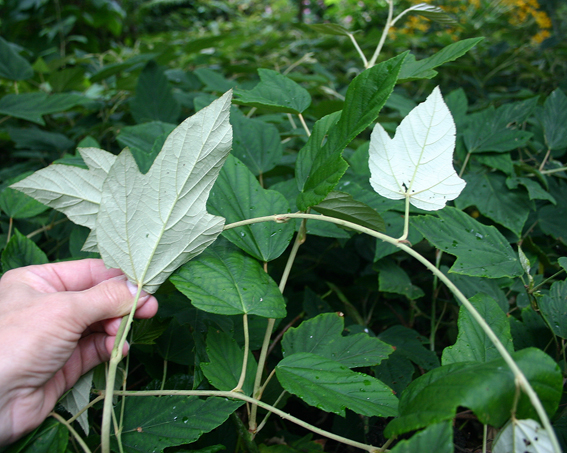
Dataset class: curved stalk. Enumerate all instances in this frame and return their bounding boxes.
[233,314,250,392]
[368,0,394,67]
[51,412,92,453]
[101,283,143,453]
[115,389,381,453]
[225,212,561,453]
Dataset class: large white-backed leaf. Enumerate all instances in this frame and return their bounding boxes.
[96,91,232,293]
[493,419,553,453]
[10,147,116,228]
[369,86,465,211]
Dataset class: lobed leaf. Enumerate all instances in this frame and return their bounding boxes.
[170,240,286,318]
[411,206,524,278]
[276,352,398,417]
[282,312,394,368]
[96,92,232,293]
[369,86,465,211]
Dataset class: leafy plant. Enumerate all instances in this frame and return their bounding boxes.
[1,1,567,452]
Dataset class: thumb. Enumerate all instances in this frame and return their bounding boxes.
[62,275,151,329]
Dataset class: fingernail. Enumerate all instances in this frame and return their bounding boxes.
[126,279,139,297]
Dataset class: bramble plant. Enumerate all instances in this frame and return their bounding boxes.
[1,1,567,452]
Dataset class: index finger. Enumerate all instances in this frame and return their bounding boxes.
[24,259,124,292]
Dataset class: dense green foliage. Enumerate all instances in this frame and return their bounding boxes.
[1,0,567,452]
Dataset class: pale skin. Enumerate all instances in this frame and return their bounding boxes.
[0,259,158,446]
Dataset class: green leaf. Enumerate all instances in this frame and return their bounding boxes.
[373,352,415,396]
[47,67,86,92]
[130,61,181,124]
[539,280,567,339]
[155,318,194,365]
[4,418,68,453]
[441,294,514,364]
[378,325,439,371]
[131,318,169,345]
[493,419,554,453]
[281,312,394,367]
[208,154,295,262]
[389,421,453,453]
[233,69,311,114]
[194,68,237,93]
[373,211,424,261]
[406,4,457,25]
[60,370,93,435]
[539,88,567,151]
[297,52,407,210]
[231,110,283,176]
[444,270,508,312]
[96,91,232,293]
[397,38,484,82]
[411,206,524,278]
[2,230,48,272]
[306,23,354,36]
[170,240,286,318]
[116,121,176,173]
[375,259,425,300]
[506,176,556,204]
[117,396,243,453]
[311,191,385,231]
[539,204,567,244]
[0,92,85,125]
[455,172,532,236]
[0,37,33,81]
[295,111,342,191]
[201,330,257,395]
[559,257,567,273]
[276,352,398,417]
[384,348,562,437]
[369,87,465,211]
[0,173,49,219]
[462,106,533,153]
[11,148,117,230]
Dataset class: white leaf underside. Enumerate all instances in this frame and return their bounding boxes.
[368,86,465,211]
[96,91,233,293]
[11,147,116,229]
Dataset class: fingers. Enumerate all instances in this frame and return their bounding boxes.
[21,259,124,292]
[59,275,157,331]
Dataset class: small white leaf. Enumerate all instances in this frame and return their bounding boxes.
[96,91,233,293]
[406,3,458,25]
[11,148,116,228]
[493,419,553,453]
[60,370,94,435]
[369,86,465,211]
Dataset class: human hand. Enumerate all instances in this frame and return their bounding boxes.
[0,259,158,445]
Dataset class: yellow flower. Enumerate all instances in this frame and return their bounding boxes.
[532,29,550,43]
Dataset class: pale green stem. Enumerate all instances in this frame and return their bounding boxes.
[287,113,297,129]
[399,195,410,241]
[249,221,306,432]
[7,218,13,244]
[50,412,92,453]
[233,314,250,392]
[539,148,552,171]
[67,394,105,424]
[459,152,472,178]
[115,390,380,453]
[368,0,394,67]
[377,436,395,452]
[26,218,68,239]
[160,360,168,392]
[347,33,368,68]
[541,166,567,175]
[298,113,311,137]
[225,212,561,453]
[482,424,487,453]
[101,283,143,453]
[256,389,287,433]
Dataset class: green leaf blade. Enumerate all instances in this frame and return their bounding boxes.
[411,207,524,278]
[276,352,398,417]
[170,240,286,318]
